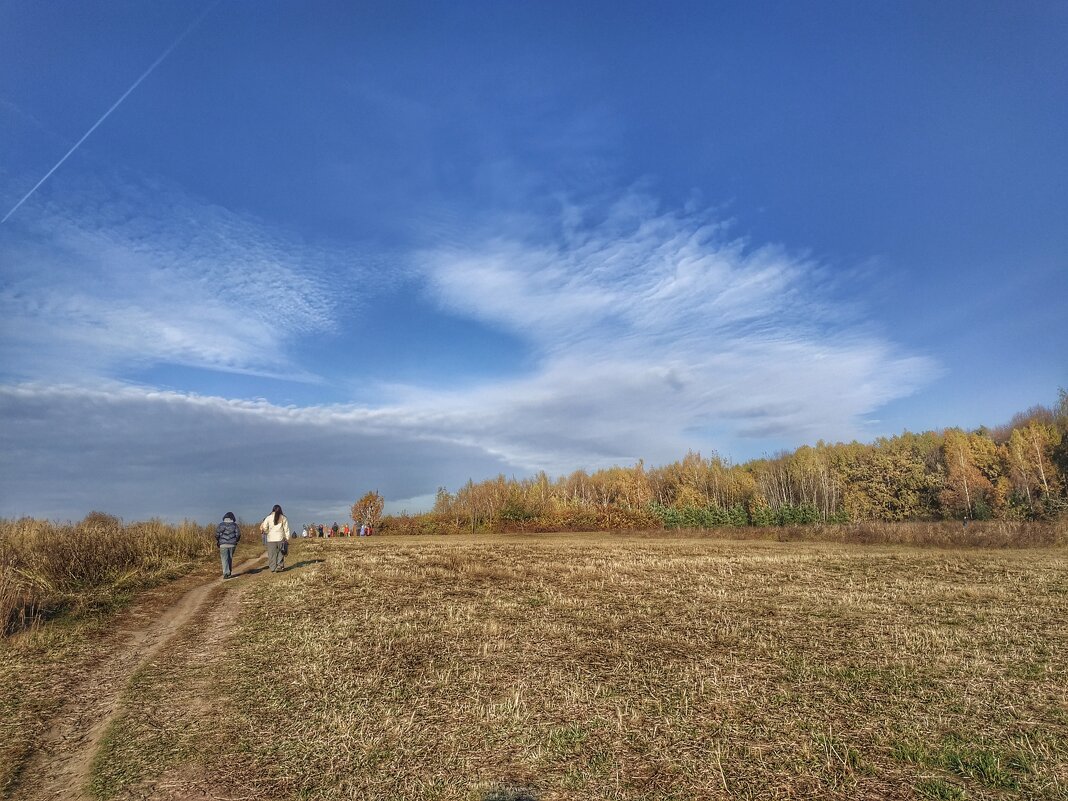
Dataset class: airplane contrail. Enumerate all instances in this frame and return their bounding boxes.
[2,0,222,224]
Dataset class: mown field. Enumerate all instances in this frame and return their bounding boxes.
[70,534,1068,800]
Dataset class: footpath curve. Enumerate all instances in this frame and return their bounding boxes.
[13,555,266,801]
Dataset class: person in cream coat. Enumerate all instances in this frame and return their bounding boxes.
[260,504,291,572]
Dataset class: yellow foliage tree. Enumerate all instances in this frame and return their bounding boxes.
[351,491,384,530]
[939,429,994,519]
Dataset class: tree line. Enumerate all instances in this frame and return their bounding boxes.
[381,391,1068,534]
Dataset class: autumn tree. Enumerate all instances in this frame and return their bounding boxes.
[1052,389,1068,503]
[939,429,995,519]
[381,392,1068,533]
[453,478,502,532]
[837,435,940,521]
[1004,422,1062,514]
[351,491,384,530]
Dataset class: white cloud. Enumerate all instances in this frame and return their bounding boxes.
[0,174,363,382]
[407,194,939,468]
[0,186,939,520]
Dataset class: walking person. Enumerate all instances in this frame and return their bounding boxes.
[215,511,241,579]
[260,504,292,572]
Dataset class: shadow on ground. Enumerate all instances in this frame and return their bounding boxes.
[237,558,323,578]
[284,558,325,571]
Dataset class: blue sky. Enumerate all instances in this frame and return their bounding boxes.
[1,1,1065,523]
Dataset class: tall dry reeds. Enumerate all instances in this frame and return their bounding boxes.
[0,512,216,636]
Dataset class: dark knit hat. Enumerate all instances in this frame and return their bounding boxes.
[223,512,236,522]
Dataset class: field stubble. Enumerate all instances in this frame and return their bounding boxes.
[180,535,1068,800]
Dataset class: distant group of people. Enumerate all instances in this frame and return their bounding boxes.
[213,504,292,579]
[299,521,373,538]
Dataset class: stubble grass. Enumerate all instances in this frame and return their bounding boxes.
[171,534,1068,800]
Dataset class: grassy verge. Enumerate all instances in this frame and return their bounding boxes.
[495,519,1068,548]
[0,515,261,796]
[0,513,222,634]
[185,535,1067,800]
[666,518,1068,548]
[383,518,1068,548]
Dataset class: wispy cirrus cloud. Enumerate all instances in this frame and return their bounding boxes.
[407,192,939,469]
[425,194,829,348]
[0,172,380,382]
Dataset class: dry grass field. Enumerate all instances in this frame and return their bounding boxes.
[2,531,1066,800]
[63,534,1066,801]
[0,514,221,635]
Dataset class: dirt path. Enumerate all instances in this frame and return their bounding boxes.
[12,556,266,801]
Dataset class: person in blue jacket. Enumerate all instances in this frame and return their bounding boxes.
[215,512,241,579]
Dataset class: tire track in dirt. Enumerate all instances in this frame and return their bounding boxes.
[103,575,250,801]
[12,556,266,801]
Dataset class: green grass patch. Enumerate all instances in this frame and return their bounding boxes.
[915,777,967,799]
